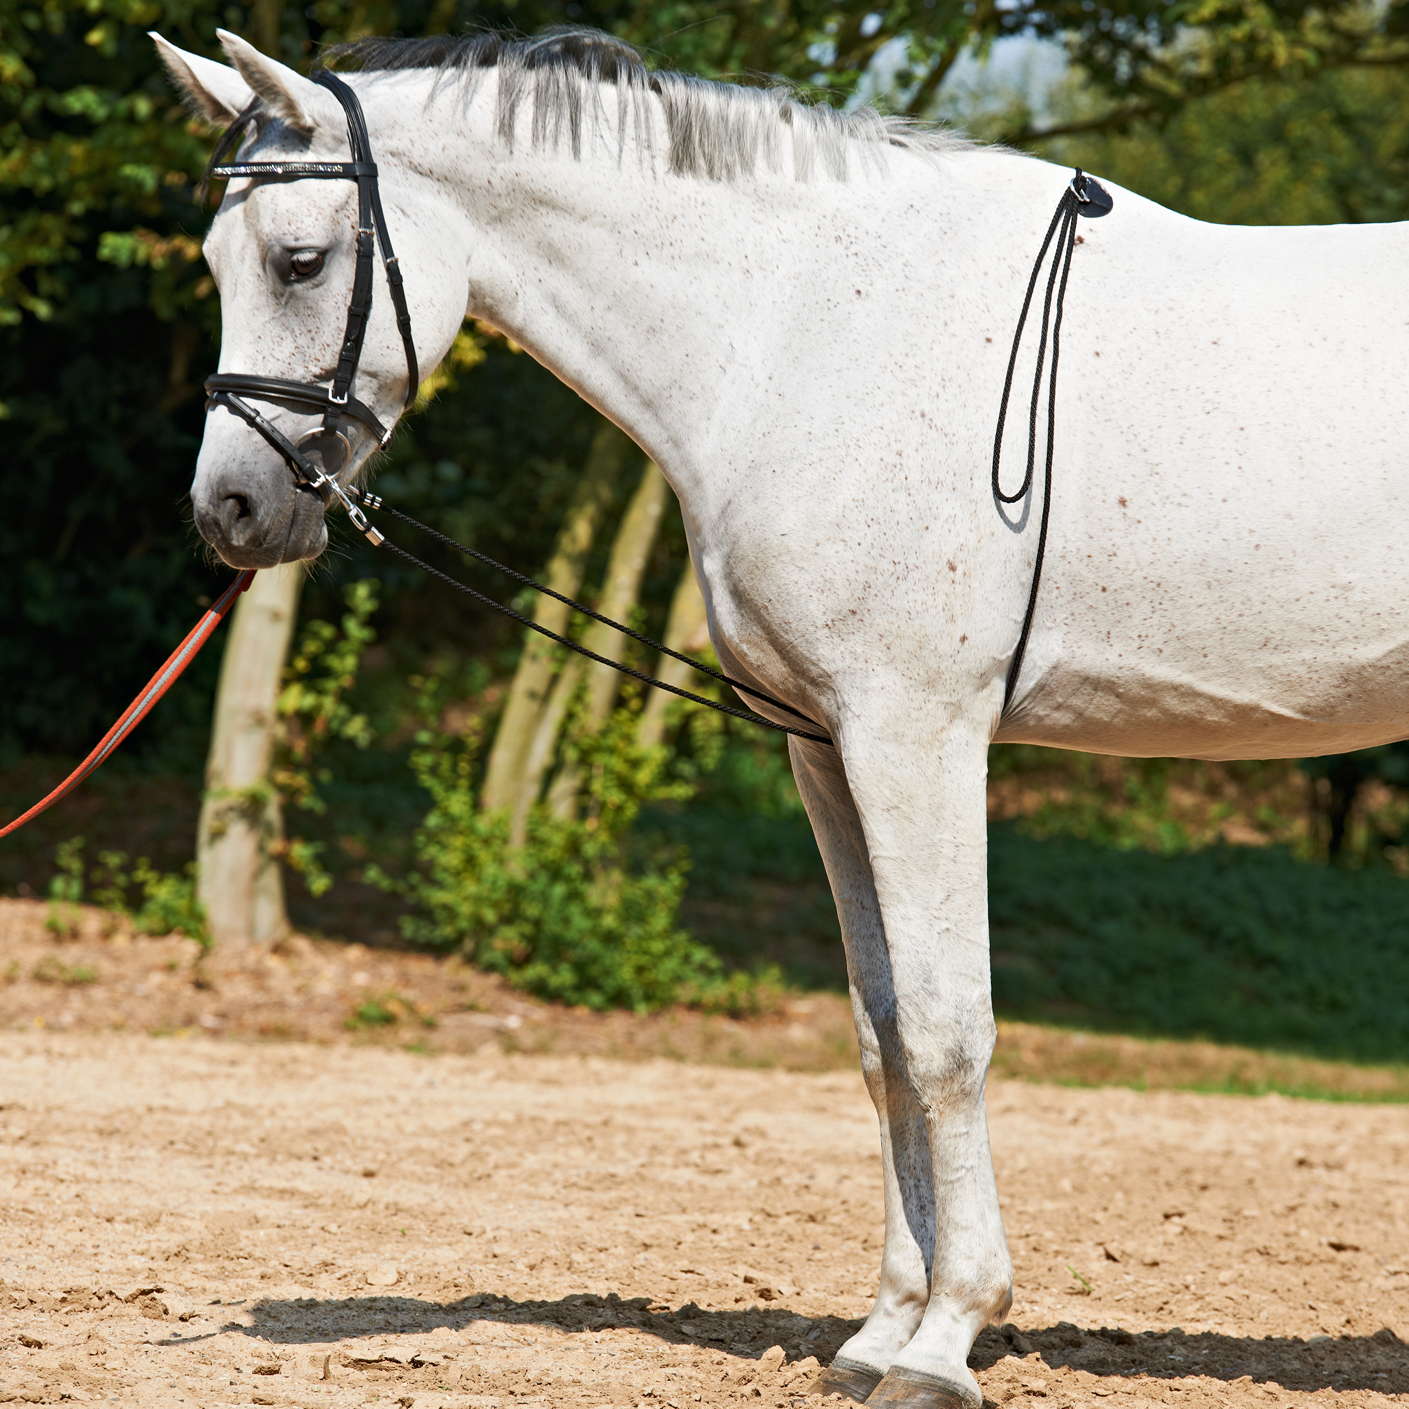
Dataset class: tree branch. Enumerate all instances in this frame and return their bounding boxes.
[1004,45,1409,146]
[904,40,965,118]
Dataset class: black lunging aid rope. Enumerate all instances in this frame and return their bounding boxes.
[346,486,833,743]
[994,169,1112,710]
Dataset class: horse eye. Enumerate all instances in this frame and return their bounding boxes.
[288,249,325,280]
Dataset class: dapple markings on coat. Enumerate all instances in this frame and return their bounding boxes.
[154,28,1409,1408]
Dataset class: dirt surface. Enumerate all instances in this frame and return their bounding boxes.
[2,1032,1407,1409]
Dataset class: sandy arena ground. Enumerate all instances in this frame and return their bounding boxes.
[1,1032,1406,1408]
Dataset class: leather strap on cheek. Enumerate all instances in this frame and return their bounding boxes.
[200,68,420,518]
[364,154,419,408]
[328,215,376,409]
[206,389,328,496]
[312,69,421,411]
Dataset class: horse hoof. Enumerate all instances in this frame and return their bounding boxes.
[864,1367,980,1409]
[813,1357,883,1402]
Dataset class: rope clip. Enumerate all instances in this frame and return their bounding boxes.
[1069,170,1114,218]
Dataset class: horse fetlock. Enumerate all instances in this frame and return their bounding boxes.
[989,1275,1015,1325]
[893,1285,1006,1392]
[948,1255,1016,1329]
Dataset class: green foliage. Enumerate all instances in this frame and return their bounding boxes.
[345,991,433,1029]
[998,752,1204,856]
[123,856,208,944]
[347,996,399,1029]
[277,578,380,812]
[44,836,87,936]
[1012,1,1406,142]
[1300,745,1409,866]
[46,838,209,946]
[31,955,99,986]
[1044,57,1409,225]
[988,824,1409,1065]
[373,691,779,1014]
[273,579,381,896]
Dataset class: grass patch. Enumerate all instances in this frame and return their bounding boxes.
[989,825,1409,1067]
[30,956,98,987]
[345,992,435,1031]
[991,1019,1409,1102]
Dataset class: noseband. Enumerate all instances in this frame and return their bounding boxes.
[203,70,418,540]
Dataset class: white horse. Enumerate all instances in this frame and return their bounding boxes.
[153,27,1408,1409]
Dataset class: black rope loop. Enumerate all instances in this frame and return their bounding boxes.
[995,168,1110,711]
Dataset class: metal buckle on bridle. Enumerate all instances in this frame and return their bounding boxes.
[337,488,383,544]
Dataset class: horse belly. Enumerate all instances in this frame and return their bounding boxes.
[999,218,1409,763]
[1008,642,1409,761]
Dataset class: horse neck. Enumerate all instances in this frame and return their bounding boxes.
[394,71,965,512]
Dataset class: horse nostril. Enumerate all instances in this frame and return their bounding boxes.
[215,491,257,543]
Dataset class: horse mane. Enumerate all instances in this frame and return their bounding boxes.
[323,27,971,183]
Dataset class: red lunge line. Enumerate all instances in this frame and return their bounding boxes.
[0,571,257,840]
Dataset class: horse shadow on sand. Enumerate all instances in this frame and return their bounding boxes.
[156,1289,1408,1396]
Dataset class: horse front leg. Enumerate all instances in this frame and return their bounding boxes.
[835,711,1013,1409]
[789,737,933,1402]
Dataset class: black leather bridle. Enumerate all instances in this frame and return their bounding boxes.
[203,69,418,540]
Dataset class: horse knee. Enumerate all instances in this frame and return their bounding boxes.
[898,1016,996,1111]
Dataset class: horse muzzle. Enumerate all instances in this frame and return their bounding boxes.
[192,457,329,567]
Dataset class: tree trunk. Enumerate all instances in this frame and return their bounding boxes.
[636,561,710,752]
[541,460,670,819]
[479,421,630,815]
[507,644,585,848]
[196,563,303,955]
[251,0,282,53]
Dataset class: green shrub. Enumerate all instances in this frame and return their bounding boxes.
[31,955,98,986]
[44,836,86,937]
[373,700,779,1015]
[345,992,433,1030]
[275,579,380,897]
[51,841,210,948]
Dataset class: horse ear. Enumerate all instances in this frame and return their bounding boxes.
[215,30,343,135]
[150,33,255,124]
